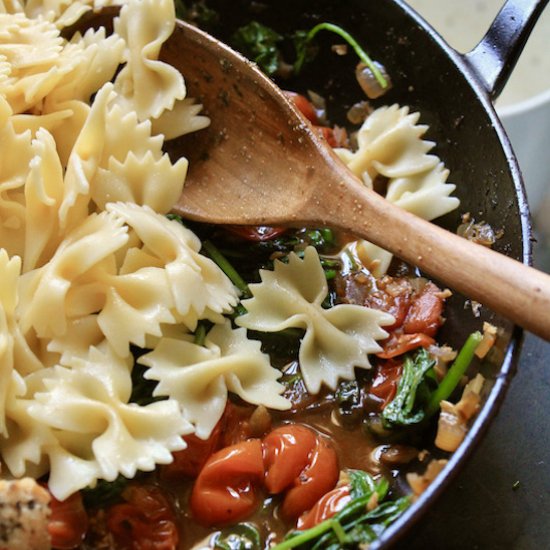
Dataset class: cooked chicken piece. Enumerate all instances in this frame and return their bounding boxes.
[0,478,51,550]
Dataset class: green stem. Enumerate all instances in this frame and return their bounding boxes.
[304,22,387,88]
[194,323,207,346]
[425,331,483,418]
[272,518,345,550]
[202,240,250,296]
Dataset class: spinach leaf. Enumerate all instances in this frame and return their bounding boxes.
[81,475,128,508]
[274,470,410,549]
[231,22,283,76]
[174,1,219,29]
[381,348,435,428]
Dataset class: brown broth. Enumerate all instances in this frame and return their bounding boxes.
[164,400,388,549]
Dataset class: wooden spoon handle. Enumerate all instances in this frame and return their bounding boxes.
[316,160,550,341]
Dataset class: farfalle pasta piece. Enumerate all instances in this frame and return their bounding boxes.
[386,161,459,220]
[97,269,177,357]
[3,343,190,499]
[59,83,115,230]
[0,116,33,259]
[237,247,394,394]
[42,27,125,111]
[0,14,68,114]
[23,128,65,272]
[336,104,459,275]
[140,321,290,440]
[113,0,185,121]
[336,104,438,185]
[19,203,238,358]
[106,202,239,321]
[18,210,129,338]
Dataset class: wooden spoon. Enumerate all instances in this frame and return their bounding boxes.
[161,21,550,341]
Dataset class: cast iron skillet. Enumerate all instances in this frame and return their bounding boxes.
[172,0,546,546]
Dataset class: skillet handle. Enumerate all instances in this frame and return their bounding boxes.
[464,0,549,100]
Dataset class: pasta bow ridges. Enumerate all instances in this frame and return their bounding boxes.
[140,321,289,440]
[237,247,394,394]
[43,28,125,110]
[100,102,165,164]
[113,0,186,121]
[0,14,62,70]
[387,162,459,220]
[151,97,210,141]
[92,150,188,214]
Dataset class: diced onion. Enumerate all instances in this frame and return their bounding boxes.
[475,322,498,359]
[406,459,448,497]
[355,61,392,99]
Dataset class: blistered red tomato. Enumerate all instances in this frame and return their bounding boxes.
[402,282,445,336]
[297,484,351,530]
[377,332,435,359]
[190,439,265,526]
[106,485,178,550]
[263,424,318,493]
[279,436,339,520]
[370,360,403,407]
[47,490,88,550]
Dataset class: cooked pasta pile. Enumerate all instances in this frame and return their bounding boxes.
[0,0,459,503]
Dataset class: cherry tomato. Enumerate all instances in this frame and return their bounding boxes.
[370,361,403,407]
[190,439,265,526]
[403,282,445,336]
[47,490,88,550]
[263,424,317,494]
[296,485,351,530]
[106,484,179,550]
[162,422,223,479]
[223,225,288,242]
[377,332,435,359]
[362,279,412,331]
[280,437,339,520]
[283,91,319,123]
